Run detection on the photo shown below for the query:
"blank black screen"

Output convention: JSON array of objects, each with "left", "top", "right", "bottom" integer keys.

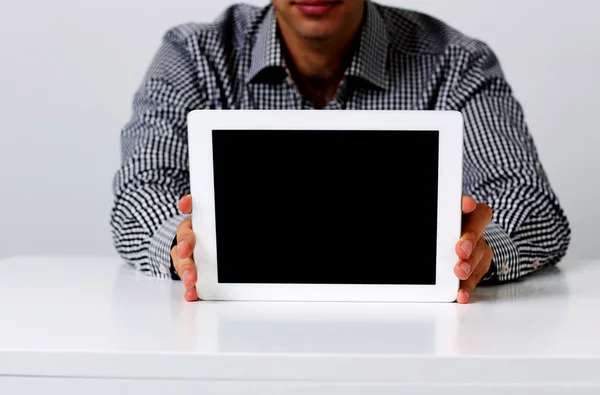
[{"left": 212, "top": 129, "right": 439, "bottom": 285}]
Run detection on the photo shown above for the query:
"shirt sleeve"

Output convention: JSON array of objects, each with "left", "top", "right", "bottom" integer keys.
[
  {"left": 446, "top": 42, "right": 571, "bottom": 284},
  {"left": 110, "top": 30, "right": 205, "bottom": 278}
]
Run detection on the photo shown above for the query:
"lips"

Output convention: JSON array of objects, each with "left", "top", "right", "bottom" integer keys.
[{"left": 293, "top": 0, "right": 341, "bottom": 17}]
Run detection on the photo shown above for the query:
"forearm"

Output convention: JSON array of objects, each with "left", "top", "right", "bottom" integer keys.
[
  {"left": 111, "top": 180, "right": 189, "bottom": 278},
  {"left": 480, "top": 209, "right": 570, "bottom": 284},
  {"left": 498, "top": 201, "right": 570, "bottom": 282},
  {"left": 111, "top": 109, "right": 191, "bottom": 278}
]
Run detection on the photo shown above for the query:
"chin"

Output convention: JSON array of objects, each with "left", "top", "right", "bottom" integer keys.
[
  {"left": 294, "top": 19, "right": 341, "bottom": 40},
  {"left": 299, "top": 28, "right": 337, "bottom": 40}
]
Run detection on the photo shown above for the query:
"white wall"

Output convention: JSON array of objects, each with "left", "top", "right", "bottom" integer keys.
[{"left": 0, "top": 0, "right": 598, "bottom": 260}]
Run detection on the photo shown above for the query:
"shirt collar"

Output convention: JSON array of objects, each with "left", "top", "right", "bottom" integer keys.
[
  {"left": 246, "top": 6, "right": 285, "bottom": 84},
  {"left": 247, "top": 2, "right": 389, "bottom": 90},
  {"left": 345, "top": 1, "right": 389, "bottom": 90}
]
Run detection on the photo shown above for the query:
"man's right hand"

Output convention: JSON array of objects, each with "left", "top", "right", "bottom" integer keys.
[{"left": 170, "top": 194, "right": 199, "bottom": 302}]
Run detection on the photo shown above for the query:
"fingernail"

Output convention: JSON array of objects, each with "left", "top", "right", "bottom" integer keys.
[
  {"left": 461, "top": 240, "right": 473, "bottom": 257},
  {"left": 177, "top": 240, "right": 185, "bottom": 252},
  {"left": 460, "top": 262, "right": 472, "bottom": 276},
  {"left": 183, "top": 270, "right": 190, "bottom": 283}
]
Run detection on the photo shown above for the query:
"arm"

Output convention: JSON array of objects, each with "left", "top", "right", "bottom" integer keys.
[
  {"left": 110, "top": 30, "right": 206, "bottom": 278},
  {"left": 447, "top": 43, "right": 571, "bottom": 283}
]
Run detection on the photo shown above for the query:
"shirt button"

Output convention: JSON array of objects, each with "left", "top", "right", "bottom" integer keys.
[
  {"left": 502, "top": 265, "right": 510, "bottom": 274},
  {"left": 135, "top": 263, "right": 141, "bottom": 271},
  {"left": 533, "top": 259, "right": 541, "bottom": 270},
  {"left": 160, "top": 266, "right": 168, "bottom": 275}
]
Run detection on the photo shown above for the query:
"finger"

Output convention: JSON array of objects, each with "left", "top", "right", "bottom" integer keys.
[
  {"left": 178, "top": 195, "right": 192, "bottom": 214},
  {"left": 176, "top": 218, "right": 196, "bottom": 260},
  {"left": 170, "top": 246, "right": 199, "bottom": 302},
  {"left": 185, "top": 286, "right": 199, "bottom": 302},
  {"left": 172, "top": 250, "right": 198, "bottom": 290},
  {"left": 462, "top": 195, "right": 477, "bottom": 215},
  {"left": 457, "top": 243, "right": 493, "bottom": 304},
  {"left": 456, "top": 203, "right": 493, "bottom": 260},
  {"left": 170, "top": 246, "right": 179, "bottom": 273},
  {"left": 177, "top": 257, "right": 197, "bottom": 289},
  {"left": 175, "top": 215, "right": 198, "bottom": 302},
  {"left": 454, "top": 236, "right": 487, "bottom": 281}
]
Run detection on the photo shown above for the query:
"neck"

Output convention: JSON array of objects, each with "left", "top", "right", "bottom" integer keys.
[
  {"left": 280, "top": 29, "right": 356, "bottom": 83},
  {"left": 276, "top": 11, "right": 364, "bottom": 107}
]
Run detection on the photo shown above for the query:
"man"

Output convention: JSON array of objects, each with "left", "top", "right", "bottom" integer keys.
[{"left": 110, "top": 0, "right": 571, "bottom": 304}]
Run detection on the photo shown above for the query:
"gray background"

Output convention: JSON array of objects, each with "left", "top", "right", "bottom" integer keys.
[{"left": 0, "top": 0, "right": 597, "bottom": 260}]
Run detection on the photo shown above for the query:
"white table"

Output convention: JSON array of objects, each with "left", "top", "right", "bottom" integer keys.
[{"left": 0, "top": 256, "right": 599, "bottom": 394}]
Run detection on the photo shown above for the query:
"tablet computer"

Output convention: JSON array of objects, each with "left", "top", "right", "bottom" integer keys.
[{"left": 187, "top": 110, "right": 463, "bottom": 302}]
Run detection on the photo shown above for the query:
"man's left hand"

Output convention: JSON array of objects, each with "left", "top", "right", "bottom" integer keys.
[{"left": 454, "top": 195, "right": 494, "bottom": 304}]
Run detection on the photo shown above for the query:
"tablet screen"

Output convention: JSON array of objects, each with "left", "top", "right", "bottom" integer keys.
[{"left": 212, "top": 129, "right": 439, "bottom": 285}]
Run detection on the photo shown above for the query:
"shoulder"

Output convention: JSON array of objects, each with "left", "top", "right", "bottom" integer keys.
[
  {"left": 375, "top": 3, "right": 494, "bottom": 60},
  {"left": 160, "top": 3, "right": 267, "bottom": 55}
]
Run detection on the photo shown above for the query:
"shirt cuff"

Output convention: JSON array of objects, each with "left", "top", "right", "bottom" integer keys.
[
  {"left": 148, "top": 213, "right": 190, "bottom": 279},
  {"left": 481, "top": 221, "right": 520, "bottom": 284}
]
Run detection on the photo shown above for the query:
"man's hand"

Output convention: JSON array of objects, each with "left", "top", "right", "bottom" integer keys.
[
  {"left": 454, "top": 195, "right": 494, "bottom": 304},
  {"left": 170, "top": 194, "right": 199, "bottom": 302}
]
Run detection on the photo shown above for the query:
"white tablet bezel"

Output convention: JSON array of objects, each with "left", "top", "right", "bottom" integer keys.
[{"left": 187, "top": 110, "right": 463, "bottom": 302}]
